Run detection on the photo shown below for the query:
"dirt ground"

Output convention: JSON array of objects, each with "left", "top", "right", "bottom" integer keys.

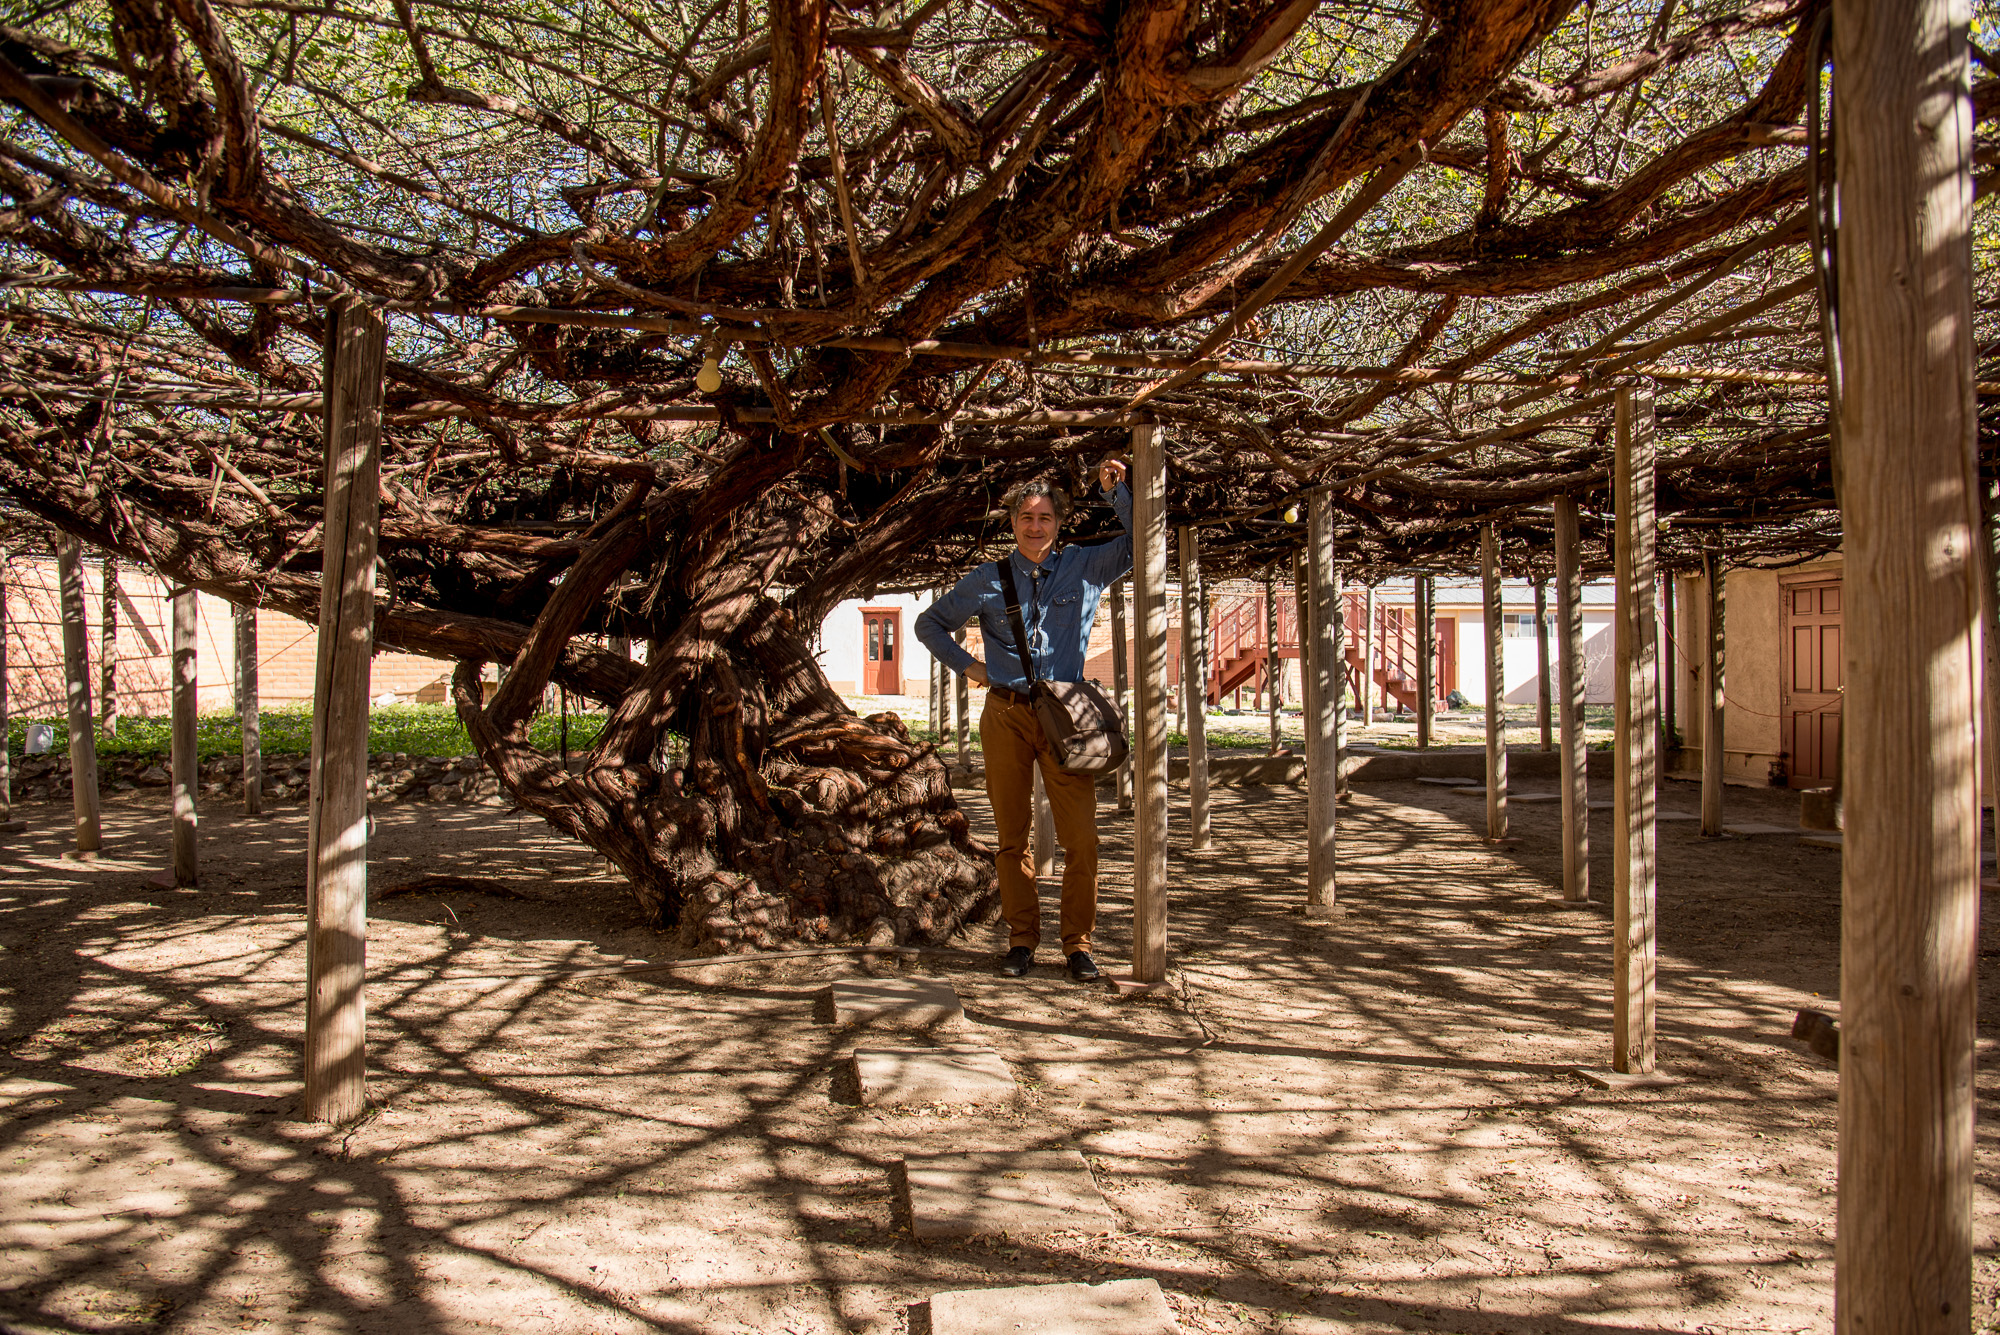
[{"left": 2, "top": 758, "right": 1997, "bottom": 1333}]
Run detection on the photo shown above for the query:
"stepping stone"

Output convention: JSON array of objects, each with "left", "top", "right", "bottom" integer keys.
[
  {"left": 825, "top": 978, "right": 963, "bottom": 1029},
  {"left": 1416, "top": 776, "right": 1475, "bottom": 786},
  {"left": 1723, "top": 823, "right": 1797, "bottom": 837},
  {"left": 852, "top": 1047, "right": 1016, "bottom": 1106},
  {"left": 1511, "top": 792, "right": 1562, "bottom": 803},
  {"left": 1573, "top": 1067, "right": 1680, "bottom": 1092},
  {"left": 1800, "top": 831, "right": 1843, "bottom": 850},
  {"left": 929, "top": 1279, "right": 1183, "bottom": 1334},
  {"left": 901, "top": 1150, "right": 1116, "bottom": 1238}
]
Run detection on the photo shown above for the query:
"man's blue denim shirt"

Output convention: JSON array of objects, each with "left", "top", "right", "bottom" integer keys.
[{"left": 914, "top": 482, "right": 1134, "bottom": 692}]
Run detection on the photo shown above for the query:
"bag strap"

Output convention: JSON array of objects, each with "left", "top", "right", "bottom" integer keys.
[{"left": 996, "top": 557, "right": 1038, "bottom": 685}]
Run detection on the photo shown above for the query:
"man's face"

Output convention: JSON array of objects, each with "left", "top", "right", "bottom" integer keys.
[{"left": 1013, "top": 496, "right": 1059, "bottom": 560}]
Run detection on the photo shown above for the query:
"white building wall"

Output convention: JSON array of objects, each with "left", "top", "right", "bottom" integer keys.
[
  {"left": 816, "top": 592, "right": 940, "bottom": 696},
  {"left": 1446, "top": 592, "right": 1618, "bottom": 707}
]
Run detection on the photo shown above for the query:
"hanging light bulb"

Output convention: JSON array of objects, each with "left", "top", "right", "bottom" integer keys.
[
  {"left": 1282, "top": 504, "right": 1300, "bottom": 524},
  {"left": 695, "top": 345, "right": 723, "bottom": 393}
]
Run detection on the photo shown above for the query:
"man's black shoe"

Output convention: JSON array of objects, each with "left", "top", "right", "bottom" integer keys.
[
  {"left": 1067, "top": 950, "right": 1101, "bottom": 982},
  {"left": 1002, "top": 946, "right": 1035, "bottom": 977}
]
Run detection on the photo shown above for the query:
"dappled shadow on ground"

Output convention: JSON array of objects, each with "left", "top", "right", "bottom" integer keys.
[{"left": 0, "top": 778, "right": 1990, "bottom": 1332}]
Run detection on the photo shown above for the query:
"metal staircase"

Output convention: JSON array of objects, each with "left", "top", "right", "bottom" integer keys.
[{"left": 1204, "top": 591, "right": 1439, "bottom": 711}]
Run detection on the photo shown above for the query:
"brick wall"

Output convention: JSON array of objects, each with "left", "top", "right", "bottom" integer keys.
[{"left": 4, "top": 556, "right": 453, "bottom": 717}]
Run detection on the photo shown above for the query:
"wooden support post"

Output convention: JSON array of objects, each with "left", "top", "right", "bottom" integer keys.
[
  {"left": 303, "top": 296, "right": 386, "bottom": 1126},
  {"left": 56, "top": 536, "right": 100, "bottom": 856},
  {"left": 1555, "top": 498, "right": 1590, "bottom": 901},
  {"left": 1265, "top": 575, "right": 1281, "bottom": 753},
  {"left": 1481, "top": 526, "right": 1509, "bottom": 840},
  {"left": 170, "top": 587, "right": 198, "bottom": 887},
  {"left": 1129, "top": 424, "right": 1169, "bottom": 983},
  {"left": 1613, "top": 384, "right": 1659, "bottom": 1075},
  {"left": 1662, "top": 575, "right": 1678, "bottom": 752},
  {"left": 100, "top": 555, "right": 118, "bottom": 737},
  {"left": 1981, "top": 495, "right": 2000, "bottom": 823},
  {"left": 1834, "top": 0, "right": 1980, "bottom": 1321},
  {"left": 1293, "top": 551, "right": 1314, "bottom": 758},
  {"left": 0, "top": 559, "right": 12, "bottom": 829},
  {"left": 1416, "top": 576, "right": 1435, "bottom": 748},
  {"left": 1032, "top": 764, "right": 1055, "bottom": 882},
  {"left": 1361, "top": 584, "right": 1376, "bottom": 726},
  {"left": 1112, "top": 579, "right": 1131, "bottom": 812},
  {"left": 1330, "top": 563, "right": 1346, "bottom": 771},
  {"left": 927, "top": 604, "right": 942, "bottom": 737},
  {"left": 1700, "top": 553, "right": 1725, "bottom": 837},
  {"left": 1180, "top": 526, "right": 1211, "bottom": 849},
  {"left": 237, "top": 605, "right": 262, "bottom": 817},
  {"left": 1305, "top": 492, "right": 1339, "bottom": 915},
  {"left": 953, "top": 628, "right": 969, "bottom": 772},
  {"left": 1535, "top": 577, "right": 1553, "bottom": 751}
]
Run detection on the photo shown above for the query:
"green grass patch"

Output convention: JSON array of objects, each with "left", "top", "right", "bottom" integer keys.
[{"left": 10, "top": 703, "right": 607, "bottom": 761}]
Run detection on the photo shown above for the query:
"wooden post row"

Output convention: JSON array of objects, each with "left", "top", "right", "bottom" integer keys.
[
  {"left": 1112, "top": 580, "right": 1131, "bottom": 812},
  {"left": 1032, "top": 765, "right": 1055, "bottom": 883},
  {"left": 170, "top": 588, "right": 198, "bottom": 887},
  {"left": 1980, "top": 497, "right": 2000, "bottom": 821},
  {"left": 1613, "top": 384, "right": 1658, "bottom": 1075},
  {"left": 1833, "top": 0, "right": 1980, "bottom": 1324},
  {"left": 1329, "top": 563, "right": 1345, "bottom": 768},
  {"left": 1662, "top": 575, "right": 1678, "bottom": 752},
  {"left": 1481, "top": 526, "right": 1508, "bottom": 840},
  {"left": 953, "top": 627, "right": 969, "bottom": 772},
  {"left": 238, "top": 605, "right": 263, "bottom": 816},
  {"left": 1264, "top": 575, "right": 1280, "bottom": 754},
  {"left": 303, "top": 296, "right": 387, "bottom": 1126},
  {"left": 1129, "top": 424, "right": 1169, "bottom": 983},
  {"left": 1304, "top": 491, "right": 1339, "bottom": 916},
  {"left": 1360, "top": 583, "right": 1376, "bottom": 726},
  {"left": 1701, "top": 554, "right": 1725, "bottom": 838},
  {"left": 56, "top": 536, "right": 101, "bottom": 855},
  {"left": 1554, "top": 497, "right": 1589, "bottom": 901},
  {"left": 1180, "top": 526, "right": 1211, "bottom": 850},
  {"left": 0, "top": 559, "right": 12, "bottom": 830},
  {"left": 1416, "top": 575, "right": 1435, "bottom": 749},
  {"left": 1534, "top": 577, "right": 1553, "bottom": 751}
]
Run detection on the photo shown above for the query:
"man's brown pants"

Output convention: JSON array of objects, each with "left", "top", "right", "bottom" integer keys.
[{"left": 981, "top": 693, "right": 1099, "bottom": 953}]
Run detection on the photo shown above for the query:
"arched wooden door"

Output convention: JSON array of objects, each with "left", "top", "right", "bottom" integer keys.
[
  {"left": 1780, "top": 576, "right": 1843, "bottom": 788},
  {"left": 861, "top": 607, "right": 904, "bottom": 695}
]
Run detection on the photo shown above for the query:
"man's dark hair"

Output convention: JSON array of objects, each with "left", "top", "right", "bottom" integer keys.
[{"left": 1002, "top": 477, "right": 1072, "bottom": 522}]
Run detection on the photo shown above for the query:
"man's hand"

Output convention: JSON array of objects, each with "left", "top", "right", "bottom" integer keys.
[
  {"left": 965, "top": 662, "right": 990, "bottom": 686},
  {"left": 1097, "top": 456, "right": 1127, "bottom": 493}
]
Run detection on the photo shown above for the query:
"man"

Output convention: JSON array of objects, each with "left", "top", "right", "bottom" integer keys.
[{"left": 916, "top": 458, "right": 1131, "bottom": 982}]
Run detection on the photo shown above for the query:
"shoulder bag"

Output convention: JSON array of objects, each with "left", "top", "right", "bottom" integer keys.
[{"left": 997, "top": 559, "right": 1130, "bottom": 777}]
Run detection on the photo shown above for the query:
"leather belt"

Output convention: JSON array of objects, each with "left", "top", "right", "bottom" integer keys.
[{"left": 989, "top": 685, "right": 1034, "bottom": 707}]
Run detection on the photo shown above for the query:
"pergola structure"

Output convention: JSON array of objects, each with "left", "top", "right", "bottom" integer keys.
[{"left": 0, "top": 0, "right": 1989, "bottom": 1322}]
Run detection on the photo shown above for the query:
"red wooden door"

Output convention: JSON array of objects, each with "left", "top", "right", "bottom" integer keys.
[
  {"left": 1781, "top": 579, "right": 1843, "bottom": 787},
  {"left": 862, "top": 608, "right": 903, "bottom": 695}
]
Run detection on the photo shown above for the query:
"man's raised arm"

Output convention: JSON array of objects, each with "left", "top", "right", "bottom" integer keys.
[{"left": 1084, "top": 455, "right": 1135, "bottom": 583}]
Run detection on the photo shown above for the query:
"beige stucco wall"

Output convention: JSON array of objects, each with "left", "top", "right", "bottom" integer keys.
[{"left": 1674, "top": 557, "right": 1843, "bottom": 785}]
